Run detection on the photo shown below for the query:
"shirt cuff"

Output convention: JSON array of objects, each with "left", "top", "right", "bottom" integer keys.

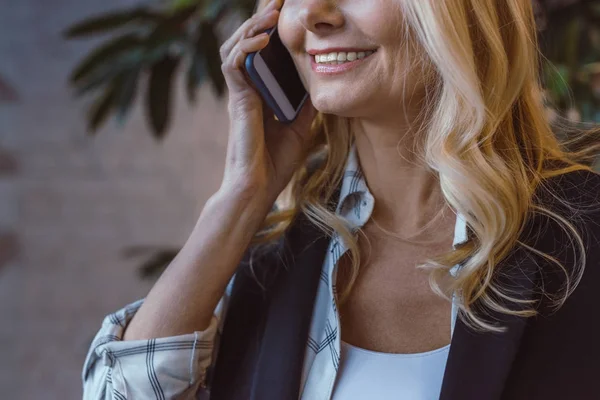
[{"left": 82, "top": 299, "right": 218, "bottom": 399}]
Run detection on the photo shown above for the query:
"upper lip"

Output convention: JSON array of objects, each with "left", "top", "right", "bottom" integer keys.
[{"left": 307, "top": 47, "right": 377, "bottom": 55}]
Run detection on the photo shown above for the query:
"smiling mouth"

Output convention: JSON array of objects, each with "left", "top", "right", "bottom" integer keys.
[{"left": 313, "top": 50, "right": 377, "bottom": 65}]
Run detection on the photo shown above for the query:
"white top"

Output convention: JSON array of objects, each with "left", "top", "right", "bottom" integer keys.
[
  {"left": 331, "top": 341, "right": 451, "bottom": 400},
  {"left": 330, "top": 298, "right": 457, "bottom": 400}
]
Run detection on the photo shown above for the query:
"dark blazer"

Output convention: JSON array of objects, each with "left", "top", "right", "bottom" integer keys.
[{"left": 207, "top": 168, "right": 600, "bottom": 400}]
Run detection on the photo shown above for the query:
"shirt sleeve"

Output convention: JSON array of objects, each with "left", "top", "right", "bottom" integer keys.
[{"left": 82, "top": 276, "right": 235, "bottom": 400}]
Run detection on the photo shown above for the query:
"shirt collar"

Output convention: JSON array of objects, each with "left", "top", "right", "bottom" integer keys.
[
  {"left": 335, "top": 145, "right": 375, "bottom": 229},
  {"left": 334, "top": 144, "right": 468, "bottom": 249}
]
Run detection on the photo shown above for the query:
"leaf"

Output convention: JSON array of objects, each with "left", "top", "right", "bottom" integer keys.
[
  {"left": 87, "top": 80, "right": 120, "bottom": 133},
  {"left": 199, "top": 22, "right": 225, "bottom": 97},
  {"left": 73, "top": 49, "right": 145, "bottom": 96},
  {"left": 70, "top": 33, "right": 144, "bottom": 84},
  {"left": 564, "top": 15, "right": 582, "bottom": 70},
  {"left": 233, "top": 0, "right": 258, "bottom": 18},
  {"left": 145, "top": 21, "right": 187, "bottom": 53},
  {"left": 63, "top": 8, "right": 162, "bottom": 38},
  {"left": 115, "top": 69, "right": 140, "bottom": 125},
  {"left": 170, "top": 3, "right": 200, "bottom": 24},
  {"left": 147, "top": 55, "right": 180, "bottom": 138},
  {"left": 543, "top": 62, "right": 571, "bottom": 104},
  {"left": 201, "top": 0, "right": 229, "bottom": 20},
  {"left": 121, "top": 245, "right": 180, "bottom": 281},
  {"left": 74, "top": 66, "right": 119, "bottom": 96},
  {"left": 170, "top": 0, "right": 201, "bottom": 11},
  {"left": 186, "top": 52, "right": 207, "bottom": 102},
  {"left": 136, "top": 249, "right": 179, "bottom": 280}
]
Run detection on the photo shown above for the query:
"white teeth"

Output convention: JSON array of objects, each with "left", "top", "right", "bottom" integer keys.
[{"left": 314, "top": 50, "right": 375, "bottom": 64}]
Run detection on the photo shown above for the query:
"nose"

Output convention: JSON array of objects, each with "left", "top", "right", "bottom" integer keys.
[{"left": 298, "top": 0, "right": 345, "bottom": 34}]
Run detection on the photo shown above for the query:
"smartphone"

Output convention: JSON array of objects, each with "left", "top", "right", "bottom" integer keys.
[{"left": 244, "top": 27, "right": 308, "bottom": 123}]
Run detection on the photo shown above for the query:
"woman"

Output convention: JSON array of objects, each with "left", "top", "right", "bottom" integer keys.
[{"left": 82, "top": 0, "right": 600, "bottom": 399}]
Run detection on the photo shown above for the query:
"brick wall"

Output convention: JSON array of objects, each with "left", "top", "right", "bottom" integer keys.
[{"left": 0, "top": 1, "right": 230, "bottom": 398}]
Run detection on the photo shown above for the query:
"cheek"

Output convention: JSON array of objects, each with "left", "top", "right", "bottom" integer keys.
[{"left": 277, "top": 9, "right": 303, "bottom": 53}]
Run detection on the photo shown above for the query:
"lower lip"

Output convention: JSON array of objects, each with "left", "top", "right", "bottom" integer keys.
[{"left": 311, "top": 53, "right": 376, "bottom": 75}]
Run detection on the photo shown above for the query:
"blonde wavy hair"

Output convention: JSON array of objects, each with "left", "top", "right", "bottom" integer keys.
[{"left": 250, "top": 0, "right": 600, "bottom": 333}]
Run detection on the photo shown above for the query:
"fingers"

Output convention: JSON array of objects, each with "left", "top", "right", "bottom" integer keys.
[
  {"left": 219, "top": 0, "right": 282, "bottom": 95},
  {"left": 221, "top": 33, "right": 270, "bottom": 90},
  {"left": 219, "top": 0, "right": 281, "bottom": 63}
]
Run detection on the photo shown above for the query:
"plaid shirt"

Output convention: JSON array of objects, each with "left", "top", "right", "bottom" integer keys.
[{"left": 82, "top": 145, "right": 468, "bottom": 399}]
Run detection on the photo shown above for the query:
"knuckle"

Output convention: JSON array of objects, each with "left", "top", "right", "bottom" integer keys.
[
  {"left": 241, "top": 17, "right": 254, "bottom": 32},
  {"left": 248, "top": 15, "right": 261, "bottom": 27},
  {"left": 221, "top": 62, "right": 232, "bottom": 74},
  {"left": 221, "top": 58, "right": 241, "bottom": 76}
]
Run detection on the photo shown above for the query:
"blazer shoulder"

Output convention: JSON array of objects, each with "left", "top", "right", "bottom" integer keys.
[
  {"left": 533, "top": 168, "right": 600, "bottom": 234},
  {"left": 536, "top": 168, "right": 600, "bottom": 208},
  {"left": 528, "top": 168, "right": 600, "bottom": 309}
]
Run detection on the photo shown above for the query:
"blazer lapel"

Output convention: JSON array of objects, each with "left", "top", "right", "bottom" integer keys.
[
  {"left": 208, "top": 213, "right": 331, "bottom": 400},
  {"left": 250, "top": 211, "right": 332, "bottom": 400},
  {"left": 252, "top": 185, "right": 342, "bottom": 400},
  {"left": 440, "top": 248, "right": 539, "bottom": 400},
  {"left": 209, "top": 183, "right": 341, "bottom": 400}
]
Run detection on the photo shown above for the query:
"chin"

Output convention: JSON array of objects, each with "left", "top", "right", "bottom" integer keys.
[{"left": 310, "top": 91, "right": 364, "bottom": 118}]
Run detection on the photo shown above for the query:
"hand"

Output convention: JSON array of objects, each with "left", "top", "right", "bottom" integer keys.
[{"left": 218, "top": 0, "right": 318, "bottom": 208}]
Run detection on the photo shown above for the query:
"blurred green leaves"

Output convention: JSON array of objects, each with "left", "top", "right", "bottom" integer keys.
[
  {"left": 538, "top": 0, "right": 600, "bottom": 122},
  {"left": 148, "top": 55, "right": 180, "bottom": 138},
  {"left": 64, "top": 0, "right": 256, "bottom": 137},
  {"left": 64, "top": 8, "right": 164, "bottom": 37}
]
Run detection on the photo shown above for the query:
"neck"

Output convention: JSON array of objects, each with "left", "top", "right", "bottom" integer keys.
[{"left": 350, "top": 112, "right": 453, "bottom": 239}]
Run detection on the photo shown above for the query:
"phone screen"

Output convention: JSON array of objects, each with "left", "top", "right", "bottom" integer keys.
[{"left": 258, "top": 29, "right": 306, "bottom": 110}]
